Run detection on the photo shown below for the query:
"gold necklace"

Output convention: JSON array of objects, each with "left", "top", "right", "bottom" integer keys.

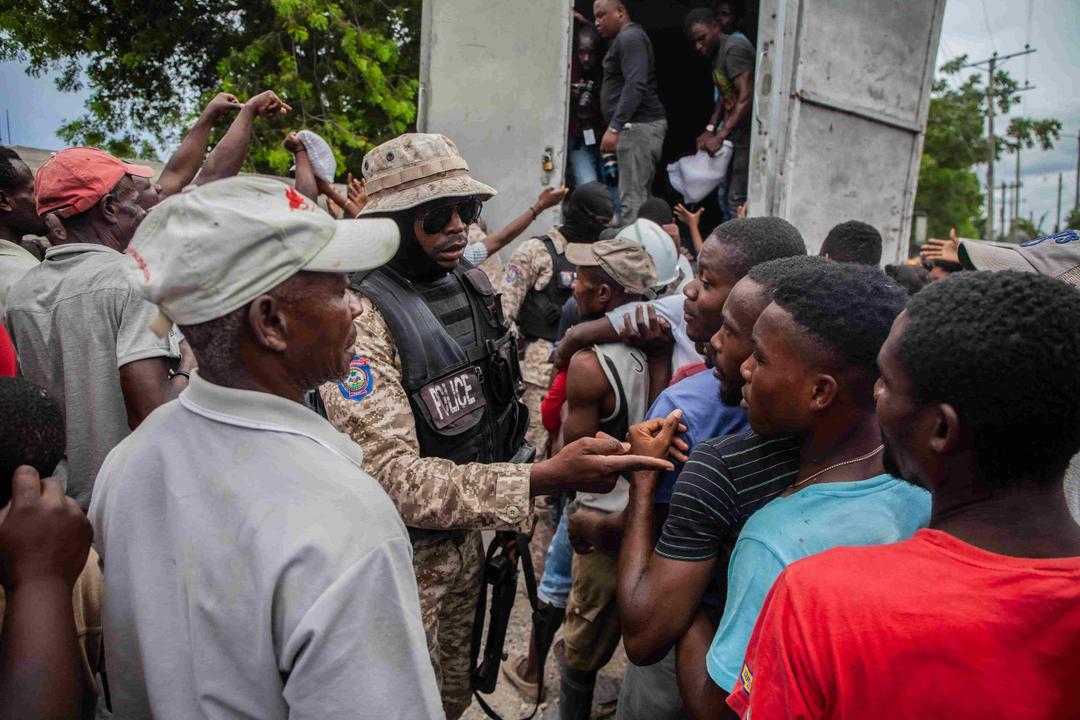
[{"left": 789, "top": 444, "right": 885, "bottom": 490}]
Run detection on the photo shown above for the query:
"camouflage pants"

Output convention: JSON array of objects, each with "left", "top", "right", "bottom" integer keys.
[
  {"left": 521, "top": 339, "right": 555, "bottom": 459},
  {"left": 413, "top": 530, "right": 485, "bottom": 720}
]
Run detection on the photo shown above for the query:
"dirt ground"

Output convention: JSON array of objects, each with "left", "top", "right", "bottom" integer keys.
[{"left": 461, "top": 517, "right": 628, "bottom": 720}]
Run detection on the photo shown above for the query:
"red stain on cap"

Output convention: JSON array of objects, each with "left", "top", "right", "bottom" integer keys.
[
  {"left": 284, "top": 186, "right": 312, "bottom": 212},
  {"left": 127, "top": 248, "right": 151, "bottom": 283}
]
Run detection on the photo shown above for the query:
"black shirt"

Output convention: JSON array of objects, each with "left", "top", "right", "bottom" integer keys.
[{"left": 600, "top": 23, "right": 666, "bottom": 132}]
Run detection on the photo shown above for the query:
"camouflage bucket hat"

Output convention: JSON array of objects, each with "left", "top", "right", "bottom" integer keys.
[{"left": 358, "top": 133, "right": 497, "bottom": 215}]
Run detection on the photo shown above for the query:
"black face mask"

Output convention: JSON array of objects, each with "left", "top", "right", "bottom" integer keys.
[
  {"left": 560, "top": 181, "right": 613, "bottom": 244},
  {"left": 386, "top": 213, "right": 450, "bottom": 283}
]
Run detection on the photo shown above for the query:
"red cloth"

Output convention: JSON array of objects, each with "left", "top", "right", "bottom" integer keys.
[
  {"left": 541, "top": 369, "right": 568, "bottom": 433},
  {"left": 728, "top": 529, "right": 1080, "bottom": 719},
  {"left": 669, "top": 361, "right": 707, "bottom": 386},
  {"left": 0, "top": 323, "right": 16, "bottom": 377}
]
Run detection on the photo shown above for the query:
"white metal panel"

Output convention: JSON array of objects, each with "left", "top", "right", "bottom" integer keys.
[
  {"left": 418, "top": 0, "right": 572, "bottom": 255},
  {"left": 749, "top": 0, "right": 945, "bottom": 261}
]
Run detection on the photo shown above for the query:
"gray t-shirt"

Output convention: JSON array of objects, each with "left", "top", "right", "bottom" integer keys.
[
  {"left": 5, "top": 243, "right": 175, "bottom": 508},
  {"left": 712, "top": 33, "right": 756, "bottom": 146},
  {"left": 89, "top": 373, "right": 443, "bottom": 720}
]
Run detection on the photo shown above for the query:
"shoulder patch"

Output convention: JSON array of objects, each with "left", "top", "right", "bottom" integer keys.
[
  {"left": 338, "top": 355, "right": 374, "bottom": 401},
  {"left": 504, "top": 264, "right": 522, "bottom": 285}
]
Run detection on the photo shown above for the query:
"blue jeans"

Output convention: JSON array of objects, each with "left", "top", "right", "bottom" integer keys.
[
  {"left": 568, "top": 143, "right": 621, "bottom": 219},
  {"left": 538, "top": 511, "right": 573, "bottom": 608}
]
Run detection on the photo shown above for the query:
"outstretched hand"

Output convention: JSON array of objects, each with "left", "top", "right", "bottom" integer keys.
[
  {"left": 921, "top": 227, "right": 960, "bottom": 264},
  {"left": 0, "top": 467, "right": 91, "bottom": 592},
  {"left": 536, "top": 433, "right": 674, "bottom": 496},
  {"left": 674, "top": 203, "right": 703, "bottom": 229},
  {"left": 347, "top": 173, "right": 367, "bottom": 209},
  {"left": 535, "top": 186, "right": 569, "bottom": 212},
  {"left": 628, "top": 410, "right": 689, "bottom": 464}
]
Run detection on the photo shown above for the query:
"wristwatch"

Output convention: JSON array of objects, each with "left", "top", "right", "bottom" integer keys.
[{"left": 705, "top": 123, "right": 717, "bottom": 133}]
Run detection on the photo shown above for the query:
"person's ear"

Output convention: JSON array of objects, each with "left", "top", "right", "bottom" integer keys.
[
  {"left": 597, "top": 282, "right": 613, "bottom": 304},
  {"left": 0, "top": 189, "right": 12, "bottom": 213},
  {"left": 809, "top": 373, "right": 838, "bottom": 412},
  {"left": 247, "top": 294, "right": 290, "bottom": 352},
  {"left": 98, "top": 191, "right": 120, "bottom": 225},
  {"left": 928, "top": 403, "right": 961, "bottom": 455}
]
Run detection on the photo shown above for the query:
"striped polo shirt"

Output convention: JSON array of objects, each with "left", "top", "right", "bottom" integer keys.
[{"left": 656, "top": 430, "right": 800, "bottom": 561}]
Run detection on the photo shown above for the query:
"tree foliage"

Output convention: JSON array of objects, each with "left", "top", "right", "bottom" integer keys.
[
  {"left": 916, "top": 55, "right": 1061, "bottom": 241},
  {"left": 0, "top": 0, "right": 420, "bottom": 177}
]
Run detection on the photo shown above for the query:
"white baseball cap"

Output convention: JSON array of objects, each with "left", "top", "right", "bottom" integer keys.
[
  {"left": 958, "top": 230, "right": 1080, "bottom": 288},
  {"left": 124, "top": 175, "right": 399, "bottom": 331}
]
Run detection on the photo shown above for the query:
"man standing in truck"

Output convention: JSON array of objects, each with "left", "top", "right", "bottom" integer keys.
[
  {"left": 685, "top": 7, "right": 756, "bottom": 220},
  {"left": 594, "top": 0, "right": 667, "bottom": 226}
]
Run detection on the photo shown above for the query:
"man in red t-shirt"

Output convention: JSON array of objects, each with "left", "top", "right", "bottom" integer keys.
[{"left": 729, "top": 271, "right": 1080, "bottom": 719}]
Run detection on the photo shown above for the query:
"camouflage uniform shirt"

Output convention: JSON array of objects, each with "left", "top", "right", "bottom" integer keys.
[{"left": 321, "top": 293, "right": 534, "bottom": 531}]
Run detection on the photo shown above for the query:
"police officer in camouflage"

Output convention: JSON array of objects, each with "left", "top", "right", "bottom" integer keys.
[
  {"left": 499, "top": 181, "right": 614, "bottom": 457},
  {"left": 320, "top": 133, "right": 672, "bottom": 720}
]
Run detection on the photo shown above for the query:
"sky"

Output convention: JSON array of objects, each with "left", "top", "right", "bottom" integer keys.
[{"left": 1, "top": 0, "right": 1078, "bottom": 232}]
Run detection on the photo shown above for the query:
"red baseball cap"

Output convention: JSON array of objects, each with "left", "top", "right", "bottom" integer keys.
[{"left": 35, "top": 147, "right": 157, "bottom": 218}]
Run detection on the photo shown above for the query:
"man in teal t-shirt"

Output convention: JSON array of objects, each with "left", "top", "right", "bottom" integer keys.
[{"left": 676, "top": 261, "right": 926, "bottom": 719}]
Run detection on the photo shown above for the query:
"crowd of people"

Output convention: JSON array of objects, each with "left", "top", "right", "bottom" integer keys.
[{"left": 1, "top": 2, "right": 1079, "bottom": 720}]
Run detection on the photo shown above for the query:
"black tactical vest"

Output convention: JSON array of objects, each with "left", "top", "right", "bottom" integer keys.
[
  {"left": 354, "top": 263, "right": 531, "bottom": 467},
  {"left": 517, "top": 235, "right": 577, "bottom": 342}
]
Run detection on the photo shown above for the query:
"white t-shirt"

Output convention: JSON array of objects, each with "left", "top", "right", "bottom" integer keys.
[
  {"left": 605, "top": 293, "right": 704, "bottom": 371},
  {"left": 89, "top": 373, "right": 443, "bottom": 720}
]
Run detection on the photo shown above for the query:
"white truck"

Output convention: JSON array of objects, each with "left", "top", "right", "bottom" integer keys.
[{"left": 416, "top": 0, "right": 945, "bottom": 263}]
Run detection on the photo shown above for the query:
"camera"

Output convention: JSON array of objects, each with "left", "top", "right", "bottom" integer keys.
[
  {"left": 601, "top": 153, "right": 619, "bottom": 186},
  {"left": 572, "top": 80, "right": 596, "bottom": 119}
]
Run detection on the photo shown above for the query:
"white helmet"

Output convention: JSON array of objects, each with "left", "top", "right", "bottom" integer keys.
[{"left": 617, "top": 219, "right": 679, "bottom": 290}]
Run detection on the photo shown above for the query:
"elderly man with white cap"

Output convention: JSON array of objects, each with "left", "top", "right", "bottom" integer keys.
[
  {"left": 318, "top": 133, "right": 672, "bottom": 718},
  {"left": 88, "top": 176, "right": 444, "bottom": 719}
]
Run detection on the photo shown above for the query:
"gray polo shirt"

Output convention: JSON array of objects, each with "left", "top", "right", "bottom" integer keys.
[
  {"left": 89, "top": 373, "right": 443, "bottom": 720},
  {"left": 5, "top": 243, "right": 175, "bottom": 508}
]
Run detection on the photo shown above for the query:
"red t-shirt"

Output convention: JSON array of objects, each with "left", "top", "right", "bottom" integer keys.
[
  {"left": 0, "top": 323, "right": 16, "bottom": 377},
  {"left": 728, "top": 529, "right": 1080, "bottom": 719},
  {"left": 669, "top": 361, "right": 707, "bottom": 386},
  {"left": 541, "top": 368, "right": 568, "bottom": 433}
]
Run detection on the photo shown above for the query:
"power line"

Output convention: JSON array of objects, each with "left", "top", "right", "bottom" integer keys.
[{"left": 980, "top": 0, "right": 998, "bottom": 53}]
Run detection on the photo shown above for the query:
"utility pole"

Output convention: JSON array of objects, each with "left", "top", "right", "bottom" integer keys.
[
  {"left": 962, "top": 46, "right": 1037, "bottom": 242},
  {"left": 1075, "top": 128, "right": 1079, "bottom": 213},
  {"left": 1056, "top": 173, "right": 1063, "bottom": 232},
  {"left": 1000, "top": 181, "right": 1006, "bottom": 235},
  {"left": 1014, "top": 145, "right": 1022, "bottom": 221}
]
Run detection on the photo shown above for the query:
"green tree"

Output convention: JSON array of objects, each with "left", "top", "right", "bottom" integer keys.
[
  {"left": 0, "top": 0, "right": 420, "bottom": 176},
  {"left": 915, "top": 56, "right": 1061, "bottom": 242}
]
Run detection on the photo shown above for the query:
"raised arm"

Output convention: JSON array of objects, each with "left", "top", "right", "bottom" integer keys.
[
  {"left": 157, "top": 93, "right": 242, "bottom": 196},
  {"left": 480, "top": 186, "right": 568, "bottom": 257},
  {"left": 195, "top": 90, "right": 292, "bottom": 186},
  {"left": 553, "top": 315, "right": 621, "bottom": 369},
  {"left": 284, "top": 133, "right": 318, "bottom": 202}
]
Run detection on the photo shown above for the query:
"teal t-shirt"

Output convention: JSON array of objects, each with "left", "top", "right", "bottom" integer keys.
[{"left": 706, "top": 473, "right": 931, "bottom": 691}]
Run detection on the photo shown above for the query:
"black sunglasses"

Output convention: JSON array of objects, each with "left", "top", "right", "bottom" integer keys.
[{"left": 419, "top": 198, "right": 483, "bottom": 235}]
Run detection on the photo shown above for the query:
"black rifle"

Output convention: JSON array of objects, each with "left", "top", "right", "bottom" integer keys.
[{"left": 470, "top": 532, "right": 546, "bottom": 720}]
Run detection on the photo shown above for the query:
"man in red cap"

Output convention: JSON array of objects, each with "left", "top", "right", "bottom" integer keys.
[{"left": 4, "top": 147, "right": 195, "bottom": 510}]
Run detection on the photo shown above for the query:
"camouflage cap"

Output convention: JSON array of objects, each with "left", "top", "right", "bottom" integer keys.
[
  {"left": 565, "top": 236, "right": 659, "bottom": 297},
  {"left": 358, "top": 133, "right": 497, "bottom": 215}
]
